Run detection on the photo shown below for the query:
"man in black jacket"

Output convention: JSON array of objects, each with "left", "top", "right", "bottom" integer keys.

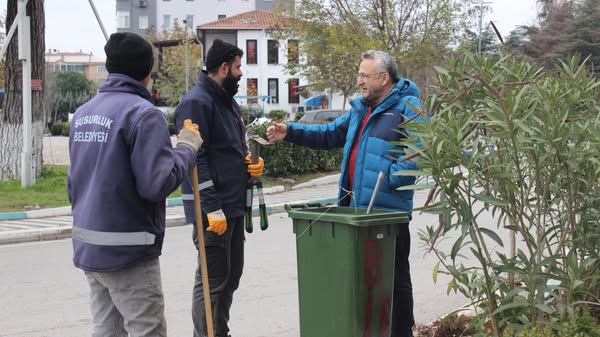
[{"left": 175, "top": 39, "right": 264, "bottom": 337}]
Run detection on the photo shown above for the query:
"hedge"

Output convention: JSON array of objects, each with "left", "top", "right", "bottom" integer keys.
[{"left": 247, "top": 123, "right": 343, "bottom": 177}]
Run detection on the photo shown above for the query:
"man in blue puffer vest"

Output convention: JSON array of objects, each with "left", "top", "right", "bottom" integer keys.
[
  {"left": 68, "top": 32, "right": 203, "bottom": 337},
  {"left": 267, "top": 50, "right": 423, "bottom": 337}
]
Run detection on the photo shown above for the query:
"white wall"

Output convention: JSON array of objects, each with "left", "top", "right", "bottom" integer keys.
[
  {"left": 234, "top": 30, "right": 304, "bottom": 117},
  {"left": 156, "top": 0, "right": 255, "bottom": 29},
  {"left": 203, "top": 28, "right": 350, "bottom": 118}
]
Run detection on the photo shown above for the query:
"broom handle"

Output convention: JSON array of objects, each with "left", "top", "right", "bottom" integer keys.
[{"left": 191, "top": 165, "right": 215, "bottom": 337}]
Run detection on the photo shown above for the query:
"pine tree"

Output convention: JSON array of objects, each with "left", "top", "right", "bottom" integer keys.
[{"left": 560, "top": 0, "right": 600, "bottom": 73}]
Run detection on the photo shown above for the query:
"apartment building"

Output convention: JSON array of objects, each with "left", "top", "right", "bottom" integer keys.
[
  {"left": 115, "top": 0, "right": 157, "bottom": 37},
  {"left": 116, "top": 0, "right": 283, "bottom": 37},
  {"left": 114, "top": 0, "right": 345, "bottom": 113},
  {"left": 196, "top": 9, "right": 350, "bottom": 115},
  {"left": 45, "top": 51, "right": 108, "bottom": 88}
]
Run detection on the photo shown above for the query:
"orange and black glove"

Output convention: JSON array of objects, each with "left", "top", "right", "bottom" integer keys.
[
  {"left": 245, "top": 153, "right": 264, "bottom": 177},
  {"left": 207, "top": 209, "right": 227, "bottom": 235}
]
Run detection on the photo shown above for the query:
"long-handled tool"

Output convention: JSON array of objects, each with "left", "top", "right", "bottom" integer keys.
[
  {"left": 191, "top": 166, "right": 215, "bottom": 337},
  {"left": 245, "top": 135, "right": 269, "bottom": 233}
]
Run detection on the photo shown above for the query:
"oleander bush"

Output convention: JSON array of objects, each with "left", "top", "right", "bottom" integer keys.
[{"left": 397, "top": 52, "right": 600, "bottom": 336}]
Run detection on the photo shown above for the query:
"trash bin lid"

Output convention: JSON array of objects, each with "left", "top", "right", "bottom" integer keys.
[{"left": 285, "top": 205, "right": 409, "bottom": 227}]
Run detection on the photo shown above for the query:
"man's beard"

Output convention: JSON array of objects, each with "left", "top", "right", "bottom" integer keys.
[{"left": 223, "top": 71, "right": 241, "bottom": 97}]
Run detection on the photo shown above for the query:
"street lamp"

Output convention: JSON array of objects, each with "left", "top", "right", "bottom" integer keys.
[
  {"left": 183, "top": 19, "right": 189, "bottom": 91},
  {"left": 475, "top": 0, "right": 492, "bottom": 54},
  {"left": 195, "top": 27, "right": 205, "bottom": 68}
]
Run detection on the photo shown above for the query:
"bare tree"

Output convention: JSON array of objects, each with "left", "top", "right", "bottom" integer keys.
[
  {"left": 0, "top": 0, "right": 45, "bottom": 181},
  {"left": 0, "top": 13, "right": 6, "bottom": 88}
]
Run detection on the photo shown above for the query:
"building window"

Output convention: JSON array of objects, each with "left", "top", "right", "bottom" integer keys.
[
  {"left": 139, "top": 15, "right": 149, "bottom": 29},
  {"left": 218, "top": 14, "right": 226, "bottom": 20},
  {"left": 97, "top": 65, "right": 107, "bottom": 72},
  {"left": 185, "top": 15, "right": 194, "bottom": 28},
  {"left": 246, "top": 40, "right": 257, "bottom": 64},
  {"left": 58, "top": 64, "right": 85, "bottom": 72},
  {"left": 117, "top": 11, "right": 130, "bottom": 29},
  {"left": 247, "top": 78, "right": 258, "bottom": 104},
  {"left": 163, "top": 15, "right": 171, "bottom": 28},
  {"left": 268, "top": 78, "right": 278, "bottom": 104},
  {"left": 267, "top": 40, "right": 278, "bottom": 64},
  {"left": 288, "top": 39, "right": 298, "bottom": 63},
  {"left": 288, "top": 78, "right": 299, "bottom": 104}
]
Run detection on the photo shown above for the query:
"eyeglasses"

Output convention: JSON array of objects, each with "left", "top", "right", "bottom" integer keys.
[{"left": 357, "top": 72, "right": 385, "bottom": 81}]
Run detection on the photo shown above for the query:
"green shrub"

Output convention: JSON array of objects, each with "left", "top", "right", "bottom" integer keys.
[
  {"left": 49, "top": 122, "right": 63, "bottom": 136},
  {"left": 502, "top": 314, "right": 600, "bottom": 337},
  {"left": 240, "top": 105, "right": 263, "bottom": 124},
  {"left": 268, "top": 109, "right": 288, "bottom": 121},
  {"left": 163, "top": 112, "right": 177, "bottom": 135},
  {"left": 406, "top": 53, "right": 600, "bottom": 336},
  {"left": 61, "top": 122, "right": 70, "bottom": 136},
  {"left": 168, "top": 122, "right": 176, "bottom": 135},
  {"left": 294, "top": 111, "right": 304, "bottom": 121},
  {"left": 247, "top": 123, "right": 342, "bottom": 177}
]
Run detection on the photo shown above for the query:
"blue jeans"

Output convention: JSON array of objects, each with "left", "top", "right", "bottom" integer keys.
[{"left": 391, "top": 224, "right": 414, "bottom": 337}]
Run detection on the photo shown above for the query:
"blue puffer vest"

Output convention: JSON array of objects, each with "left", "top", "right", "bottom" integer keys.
[{"left": 285, "top": 78, "right": 423, "bottom": 216}]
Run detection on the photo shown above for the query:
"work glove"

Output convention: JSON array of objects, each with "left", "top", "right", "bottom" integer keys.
[
  {"left": 245, "top": 153, "right": 264, "bottom": 177},
  {"left": 177, "top": 119, "right": 203, "bottom": 153},
  {"left": 207, "top": 209, "right": 227, "bottom": 235}
]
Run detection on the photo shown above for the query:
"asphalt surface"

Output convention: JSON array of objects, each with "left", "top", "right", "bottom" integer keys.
[
  {"left": 0, "top": 135, "right": 473, "bottom": 336},
  {"left": 0, "top": 191, "right": 469, "bottom": 337}
]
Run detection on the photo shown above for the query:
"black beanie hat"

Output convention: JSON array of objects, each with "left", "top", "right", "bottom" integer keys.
[
  {"left": 104, "top": 32, "right": 154, "bottom": 81},
  {"left": 205, "top": 39, "right": 243, "bottom": 71}
]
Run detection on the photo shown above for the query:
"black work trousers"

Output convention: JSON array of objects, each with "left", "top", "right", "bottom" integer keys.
[
  {"left": 192, "top": 215, "right": 244, "bottom": 337},
  {"left": 391, "top": 223, "right": 414, "bottom": 337}
]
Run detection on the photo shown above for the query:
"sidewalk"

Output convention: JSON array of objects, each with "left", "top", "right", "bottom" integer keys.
[{"left": 0, "top": 174, "right": 340, "bottom": 245}]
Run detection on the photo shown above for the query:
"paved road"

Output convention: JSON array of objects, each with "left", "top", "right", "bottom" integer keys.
[
  {"left": 10, "top": 135, "right": 482, "bottom": 335},
  {"left": 0, "top": 205, "right": 468, "bottom": 337}
]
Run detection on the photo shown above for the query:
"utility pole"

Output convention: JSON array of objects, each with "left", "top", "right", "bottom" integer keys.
[
  {"left": 18, "top": 0, "right": 33, "bottom": 187},
  {"left": 88, "top": 0, "right": 109, "bottom": 41},
  {"left": 477, "top": 0, "right": 492, "bottom": 54},
  {"left": 183, "top": 19, "right": 189, "bottom": 91}
]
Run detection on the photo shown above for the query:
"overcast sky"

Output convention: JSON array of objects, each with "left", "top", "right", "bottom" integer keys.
[{"left": 2, "top": 0, "right": 539, "bottom": 58}]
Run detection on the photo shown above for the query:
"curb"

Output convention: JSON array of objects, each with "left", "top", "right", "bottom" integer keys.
[
  {"left": 0, "top": 206, "right": 72, "bottom": 221},
  {"left": 0, "top": 186, "right": 288, "bottom": 221},
  {"left": 0, "top": 226, "right": 73, "bottom": 245},
  {"left": 292, "top": 174, "right": 340, "bottom": 189},
  {"left": 0, "top": 196, "right": 338, "bottom": 245}
]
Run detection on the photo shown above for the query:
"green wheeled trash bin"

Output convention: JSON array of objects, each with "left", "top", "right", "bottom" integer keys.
[{"left": 285, "top": 203, "right": 409, "bottom": 337}]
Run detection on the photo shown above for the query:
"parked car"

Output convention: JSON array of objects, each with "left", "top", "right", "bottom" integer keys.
[
  {"left": 247, "top": 116, "right": 271, "bottom": 127},
  {"left": 299, "top": 109, "right": 343, "bottom": 123}
]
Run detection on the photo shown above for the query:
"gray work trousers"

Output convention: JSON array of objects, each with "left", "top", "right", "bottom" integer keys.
[
  {"left": 84, "top": 257, "right": 167, "bottom": 337},
  {"left": 192, "top": 215, "right": 244, "bottom": 337}
]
